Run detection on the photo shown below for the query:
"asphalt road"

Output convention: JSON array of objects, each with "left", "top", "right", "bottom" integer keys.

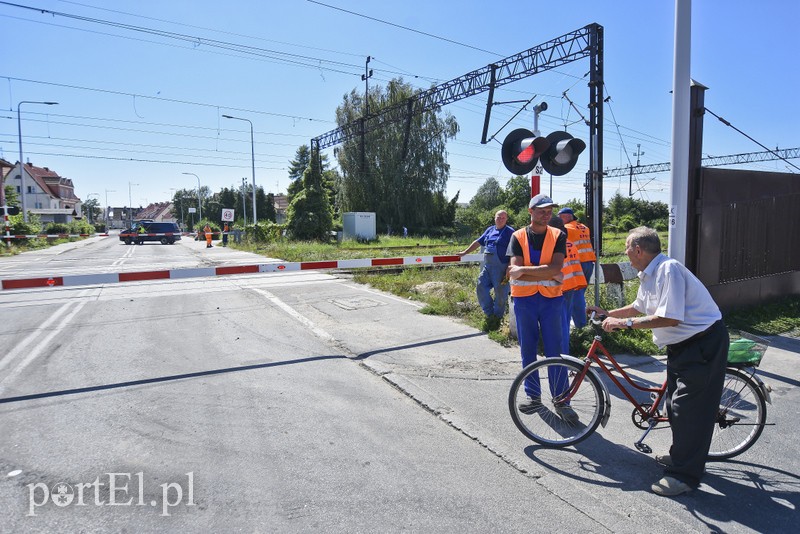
[
  {"left": 0, "top": 236, "right": 600, "bottom": 533},
  {"left": 0, "top": 235, "right": 797, "bottom": 533}
]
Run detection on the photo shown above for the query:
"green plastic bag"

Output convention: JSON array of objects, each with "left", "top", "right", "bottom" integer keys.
[{"left": 728, "top": 339, "right": 760, "bottom": 364}]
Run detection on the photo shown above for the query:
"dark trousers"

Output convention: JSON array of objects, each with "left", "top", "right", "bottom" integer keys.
[{"left": 664, "top": 320, "right": 729, "bottom": 487}]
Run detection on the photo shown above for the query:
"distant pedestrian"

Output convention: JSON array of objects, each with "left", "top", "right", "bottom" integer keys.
[
  {"left": 222, "top": 222, "right": 229, "bottom": 247},
  {"left": 204, "top": 223, "right": 213, "bottom": 248},
  {"left": 137, "top": 225, "right": 145, "bottom": 245},
  {"left": 458, "top": 210, "right": 514, "bottom": 330},
  {"left": 403, "top": 226, "right": 408, "bottom": 238}
]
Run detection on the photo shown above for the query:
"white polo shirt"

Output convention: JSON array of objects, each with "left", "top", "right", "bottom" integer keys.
[{"left": 632, "top": 253, "right": 722, "bottom": 348}]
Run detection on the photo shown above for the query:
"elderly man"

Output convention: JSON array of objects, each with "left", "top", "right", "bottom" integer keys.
[
  {"left": 458, "top": 210, "right": 515, "bottom": 329},
  {"left": 588, "top": 226, "right": 728, "bottom": 497}
]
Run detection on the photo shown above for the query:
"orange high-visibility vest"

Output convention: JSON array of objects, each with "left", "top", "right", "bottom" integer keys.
[
  {"left": 510, "top": 226, "right": 563, "bottom": 298},
  {"left": 562, "top": 240, "right": 587, "bottom": 291},
  {"left": 565, "top": 220, "right": 596, "bottom": 262}
]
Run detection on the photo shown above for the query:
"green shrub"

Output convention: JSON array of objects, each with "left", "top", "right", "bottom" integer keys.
[{"left": 45, "top": 222, "right": 70, "bottom": 234}]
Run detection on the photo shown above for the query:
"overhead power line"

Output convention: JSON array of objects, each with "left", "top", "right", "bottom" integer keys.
[{"left": 307, "top": 0, "right": 502, "bottom": 57}]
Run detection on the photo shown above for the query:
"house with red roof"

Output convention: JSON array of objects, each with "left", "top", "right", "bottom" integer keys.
[{"left": 8, "top": 161, "right": 82, "bottom": 223}]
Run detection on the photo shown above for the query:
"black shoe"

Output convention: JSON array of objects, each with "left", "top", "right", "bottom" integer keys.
[
  {"left": 655, "top": 454, "right": 672, "bottom": 467},
  {"left": 518, "top": 397, "right": 543, "bottom": 414}
]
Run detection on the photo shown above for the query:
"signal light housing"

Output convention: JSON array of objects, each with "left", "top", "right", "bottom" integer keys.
[
  {"left": 539, "top": 131, "right": 586, "bottom": 176},
  {"left": 501, "top": 128, "right": 550, "bottom": 175}
]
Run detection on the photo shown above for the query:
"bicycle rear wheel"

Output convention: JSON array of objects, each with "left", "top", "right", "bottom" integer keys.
[
  {"left": 508, "top": 358, "right": 604, "bottom": 447},
  {"left": 708, "top": 367, "right": 767, "bottom": 460}
]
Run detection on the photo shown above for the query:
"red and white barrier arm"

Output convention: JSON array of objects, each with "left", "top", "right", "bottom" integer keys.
[
  {"left": 0, "top": 254, "right": 485, "bottom": 290},
  {"left": 2, "top": 233, "right": 100, "bottom": 239}
]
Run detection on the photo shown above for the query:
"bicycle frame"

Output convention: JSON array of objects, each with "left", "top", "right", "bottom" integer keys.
[
  {"left": 582, "top": 335, "right": 669, "bottom": 424},
  {"left": 560, "top": 334, "right": 670, "bottom": 452}
]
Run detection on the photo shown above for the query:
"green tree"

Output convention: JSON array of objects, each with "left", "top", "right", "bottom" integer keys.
[
  {"left": 470, "top": 177, "right": 504, "bottom": 212},
  {"left": 286, "top": 148, "right": 332, "bottom": 240},
  {"left": 82, "top": 197, "right": 101, "bottom": 224},
  {"left": 256, "top": 188, "right": 276, "bottom": 223},
  {"left": 288, "top": 145, "right": 338, "bottom": 216},
  {"left": 287, "top": 145, "right": 311, "bottom": 203},
  {"left": 171, "top": 188, "right": 199, "bottom": 230},
  {"left": 503, "top": 176, "right": 531, "bottom": 213},
  {"left": 335, "top": 78, "right": 459, "bottom": 231}
]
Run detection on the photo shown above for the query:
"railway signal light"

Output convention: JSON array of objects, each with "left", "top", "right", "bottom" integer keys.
[
  {"left": 5, "top": 206, "right": 20, "bottom": 216},
  {"left": 539, "top": 131, "right": 586, "bottom": 176},
  {"left": 501, "top": 128, "right": 550, "bottom": 175}
]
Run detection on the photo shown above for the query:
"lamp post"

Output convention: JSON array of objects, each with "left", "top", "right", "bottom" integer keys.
[
  {"left": 222, "top": 114, "right": 257, "bottom": 224},
  {"left": 128, "top": 182, "right": 138, "bottom": 227},
  {"left": 182, "top": 172, "right": 202, "bottom": 221},
  {"left": 17, "top": 100, "right": 58, "bottom": 222}
]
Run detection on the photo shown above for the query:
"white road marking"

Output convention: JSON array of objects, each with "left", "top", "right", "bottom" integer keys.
[
  {"left": 250, "top": 287, "right": 337, "bottom": 344},
  {"left": 0, "top": 298, "right": 89, "bottom": 392}
]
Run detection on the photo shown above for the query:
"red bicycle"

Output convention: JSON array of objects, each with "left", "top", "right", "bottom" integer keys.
[{"left": 508, "top": 314, "right": 772, "bottom": 459}]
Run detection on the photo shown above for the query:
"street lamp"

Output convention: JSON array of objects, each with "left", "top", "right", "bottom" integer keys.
[
  {"left": 17, "top": 100, "right": 58, "bottom": 222},
  {"left": 182, "top": 172, "right": 202, "bottom": 221},
  {"left": 222, "top": 114, "right": 257, "bottom": 224},
  {"left": 128, "top": 182, "right": 138, "bottom": 227}
]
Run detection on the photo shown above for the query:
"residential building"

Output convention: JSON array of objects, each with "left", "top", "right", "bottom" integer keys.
[
  {"left": 274, "top": 193, "right": 289, "bottom": 223},
  {"left": 8, "top": 161, "right": 81, "bottom": 223}
]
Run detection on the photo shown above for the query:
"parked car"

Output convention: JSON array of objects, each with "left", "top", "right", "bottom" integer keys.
[{"left": 119, "top": 222, "right": 182, "bottom": 245}]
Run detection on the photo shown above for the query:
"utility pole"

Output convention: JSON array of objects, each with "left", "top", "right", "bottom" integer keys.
[
  {"left": 360, "top": 56, "right": 373, "bottom": 185},
  {"left": 630, "top": 144, "right": 644, "bottom": 196},
  {"left": 362, "top": 56, "right": 373, "bottom": 117}
]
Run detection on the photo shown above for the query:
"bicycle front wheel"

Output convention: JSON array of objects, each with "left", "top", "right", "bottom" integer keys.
[
  {"left": 508, "top": 358, "right": 604, "bottom": 447},
  {"left": 708, "top": 367, "right": 767, "bottom": 460}
]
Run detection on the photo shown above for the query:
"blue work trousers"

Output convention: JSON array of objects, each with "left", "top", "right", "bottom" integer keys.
[
  {"left": 477, "top": 253, "right": 510, "bottom": 317},
  {"left": 571, "top": 261, "right": 594, "bottom": 327},
  {"left": 513, "top": 293, "right": 567, "bottom": 399}
]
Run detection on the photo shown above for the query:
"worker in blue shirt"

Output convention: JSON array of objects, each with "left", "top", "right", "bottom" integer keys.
[{"left": 458, "top": 210, "right": 515, "bottom": 329}]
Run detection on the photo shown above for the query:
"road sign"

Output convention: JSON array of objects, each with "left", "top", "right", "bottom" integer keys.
[{"left": 221, "top": 209, "right": 234, "bottom": 222}]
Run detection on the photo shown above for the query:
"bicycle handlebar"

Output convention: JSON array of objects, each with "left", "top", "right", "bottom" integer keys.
[{"left": 588, "top": 311, "right": 607, "bottom": 325}]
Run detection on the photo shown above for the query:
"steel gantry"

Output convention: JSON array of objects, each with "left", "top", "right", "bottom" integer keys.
[{"left": 311, "top": 22, "right": 605, "bottom": 249}]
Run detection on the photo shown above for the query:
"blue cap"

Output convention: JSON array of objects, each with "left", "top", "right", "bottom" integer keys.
[{"left": 558, "top": 207, "right": 574, "bottom": 216}]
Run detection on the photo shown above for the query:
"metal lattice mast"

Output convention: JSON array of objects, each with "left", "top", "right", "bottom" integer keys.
[
  {"left": 604, "top": 147, "right": 800, "bottom": 178},
  {"left": 312, "top": 24, "right": 600, "bottom": 150}
]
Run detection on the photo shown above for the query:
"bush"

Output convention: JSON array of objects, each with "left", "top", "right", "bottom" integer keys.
[
  {"left": 248, "top": 222, "right": 284, "bottom": 242},
  {"left": 45, "top": 222, "right": 70, "bottom": 234},
  {"left": 10, "top": 213, "right": 42, "bottom": 236}
]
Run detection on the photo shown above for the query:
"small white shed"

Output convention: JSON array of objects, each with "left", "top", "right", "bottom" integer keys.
[{"left": 342, "top": 212, "right": 376, "bottom": 240}]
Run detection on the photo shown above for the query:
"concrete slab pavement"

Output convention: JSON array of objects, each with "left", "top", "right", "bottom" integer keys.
[{"left": 271, "top": 276, "right": 800, "bottom": 533}]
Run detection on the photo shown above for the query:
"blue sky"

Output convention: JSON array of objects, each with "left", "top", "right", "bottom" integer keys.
[{"left": 2, "top": 0, "right": 798, "bottom": 212}]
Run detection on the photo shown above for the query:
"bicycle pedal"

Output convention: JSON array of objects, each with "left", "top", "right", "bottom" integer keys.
[{"left": 635, "top": 442, "right": 652, "bottom": 454}]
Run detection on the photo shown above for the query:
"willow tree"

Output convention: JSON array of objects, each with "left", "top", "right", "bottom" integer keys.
[{"left": 335, "top": 78, "right": 459, "bottom": 231}]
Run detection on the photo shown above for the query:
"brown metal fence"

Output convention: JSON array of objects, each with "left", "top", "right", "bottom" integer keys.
[{"left": 689, "top": 167, "right": 800, "bottom": 312}]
